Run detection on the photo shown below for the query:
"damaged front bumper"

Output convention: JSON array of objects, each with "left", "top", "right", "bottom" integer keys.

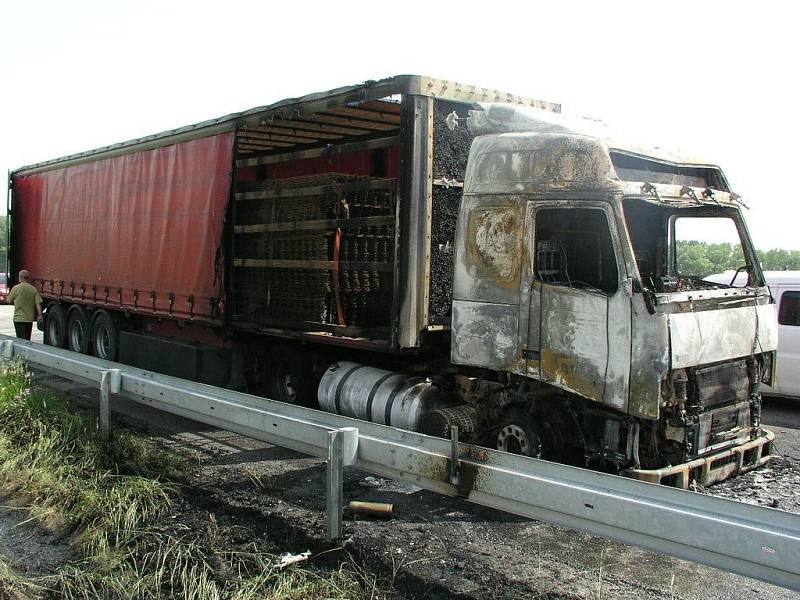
[{"left": 624, "top": 429, "right": 774, "bottom": 489}]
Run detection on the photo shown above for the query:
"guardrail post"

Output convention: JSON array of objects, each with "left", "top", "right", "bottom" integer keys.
[
  {"left": 326, "top": 426, "right": 358, "bottom": 541},
  {"left": 99, "top": 369, "right": 122, "bottom": 441},
  {"left": 0, "top": 340, "right": 14, "bottom": 362},
  {"left": 449, "top": 425, "right": 460, "bottom": 485}
]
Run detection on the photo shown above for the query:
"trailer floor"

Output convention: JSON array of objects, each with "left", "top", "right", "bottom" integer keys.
[{"left": 15, "top": 367, "right": 795, "bottom": 600}]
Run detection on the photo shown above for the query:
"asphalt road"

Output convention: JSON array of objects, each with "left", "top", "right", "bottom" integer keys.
[{"left": 0, "top": 304, "right": 43, "bottom": 343}]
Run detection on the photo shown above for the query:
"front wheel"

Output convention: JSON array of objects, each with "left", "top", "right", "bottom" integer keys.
[{"left": 495, "top": 408, "right": 542, "bottom": 458}]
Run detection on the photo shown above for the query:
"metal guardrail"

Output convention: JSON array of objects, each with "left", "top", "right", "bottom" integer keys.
[{"left": 2, "top": 335, "right": 799, "bottom": 591}]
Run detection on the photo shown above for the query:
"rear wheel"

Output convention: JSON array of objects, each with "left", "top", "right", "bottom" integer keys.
[
  {"left": 267, "top": 345, "right": 316, "bottom": 406},
  {"left": 66, "top": 306, "right": 90, "bottom": 354},
  {"left": 496, "top": 408, "right": 542, "bottom": 458},
  {"left": 44, "top": 303, "right": 67, "bottom": 348},
  {"left": 91, "top": 310, "right": 119, "bottom": 361}
]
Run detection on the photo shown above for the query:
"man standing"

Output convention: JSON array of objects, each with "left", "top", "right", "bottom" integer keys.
[{"left": 7, "top": 270, "right": 43, "bottom": 340}]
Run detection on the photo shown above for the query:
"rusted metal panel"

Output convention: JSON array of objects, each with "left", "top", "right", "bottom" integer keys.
[
  {"left": 400, "top": 76, "right": 560, "bottom": 113},
  {"left": 669, "top": 304, "right": 778, "bottom": 369},
  {"left": 451, "top": 300, "right": 520, "bottom": 370}
]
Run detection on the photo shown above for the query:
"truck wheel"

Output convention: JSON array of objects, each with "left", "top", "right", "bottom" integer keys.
[
  {"left": 44, "top": 304, "right": 67, "bottom": 348},
  {"left": 496, "top": 408, "right": 542, "bottom": 458},
  {"left": 90, "top": 310, "right": 119, "bottom": 361},
  {"left": 267, "top": 345, "right": 316, "bottom": 406},
  {"left": 66, "top": 306, "right": 90, "bottom": 354}
]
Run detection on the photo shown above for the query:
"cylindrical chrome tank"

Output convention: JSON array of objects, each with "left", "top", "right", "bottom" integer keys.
[{"left": 318, "top": 361, "right": 439, "bottom": 431}]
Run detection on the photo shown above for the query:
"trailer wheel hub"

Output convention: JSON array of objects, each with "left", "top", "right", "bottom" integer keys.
[{"left": 279, "top": 371, "right": 298, "bottom": 403}]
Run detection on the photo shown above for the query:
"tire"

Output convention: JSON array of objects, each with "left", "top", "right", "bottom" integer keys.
[
  {"left": 90, "top": 310, "right": 119, "bottom": 361},
  {"left": 266, "top": 345, "right": 316, "bottom": 406},
  {"left": 44, "top": 303, "right": 67, "bottom": 348},
  {"left": 66, "top": 306, "right": 91, "bottom": 354},
  {"left": 495, "top": 408, "right": 542, "bottom": 458}
]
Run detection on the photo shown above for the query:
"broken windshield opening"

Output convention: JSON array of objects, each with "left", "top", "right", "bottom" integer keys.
[
  {"left": 673, "top": 216, "right": 746, "bottom": 283},
  {"left": 622, "top": 199, "right": 759, "bottom": 293}
]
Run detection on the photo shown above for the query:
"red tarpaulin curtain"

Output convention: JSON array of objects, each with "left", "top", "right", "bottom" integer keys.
[{"left": 12, "top": 132, "right": 235, "bottom": 323}]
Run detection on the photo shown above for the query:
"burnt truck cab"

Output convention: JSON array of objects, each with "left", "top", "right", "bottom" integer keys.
[{"left": 450, "top": 105, "right": 777, "bottom": 487}]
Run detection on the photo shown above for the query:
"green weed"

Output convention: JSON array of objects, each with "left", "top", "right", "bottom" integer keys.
[{"left": 0, "top": 361, "right": 392, "bottom": 599}]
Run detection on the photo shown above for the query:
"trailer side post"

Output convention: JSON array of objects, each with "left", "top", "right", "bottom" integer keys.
[{"left": 397, "top": 95, "right": 433, "bottom": 348}]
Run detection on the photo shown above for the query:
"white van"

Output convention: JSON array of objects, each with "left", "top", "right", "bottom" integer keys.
[{"left": 707, "top": 270, "right": 800, "bottom": 398}]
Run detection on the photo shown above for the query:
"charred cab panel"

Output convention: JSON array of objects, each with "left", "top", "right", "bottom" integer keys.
[
  {"left": 527, "top": 205, "right": 631, "bottom": 411},
  {"left": 452, "top": 133, "right": 633, "bottom": 412},
  {"left": 451, "top": 196, "right": 525, "bottom": 371}
]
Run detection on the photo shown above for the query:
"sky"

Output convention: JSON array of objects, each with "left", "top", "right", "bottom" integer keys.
[{"left": 1, "top": 1, "right": 798, "bottom": 250}]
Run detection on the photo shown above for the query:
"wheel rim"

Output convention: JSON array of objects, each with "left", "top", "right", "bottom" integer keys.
[
  {"left": 94, "top": 324, "right": 111, "bottom": 359},
  {"left": 278, "top": 367, "right": 298, "bottom": 403},
  {"left": 497, "top": 424, "right": 536, "bottom": 456},
  {"left": 69, "top": 319, "right": 85, "bottom": 351}
]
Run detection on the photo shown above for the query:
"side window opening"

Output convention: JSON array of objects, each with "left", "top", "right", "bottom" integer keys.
[
  {"left": 778, "top": 291, "right": 800, "bottom": 326},
  {"left": 534, "top": 207, "right": 619, "bottom": 294}
]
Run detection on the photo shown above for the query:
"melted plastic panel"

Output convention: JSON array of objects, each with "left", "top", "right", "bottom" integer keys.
[{"left": 12, "top": 133, "right": 235, "bottom": 323}]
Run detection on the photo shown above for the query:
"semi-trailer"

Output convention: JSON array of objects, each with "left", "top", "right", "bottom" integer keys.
[{"left": 7, "top": 75, "right": 778, "bottom": 487}]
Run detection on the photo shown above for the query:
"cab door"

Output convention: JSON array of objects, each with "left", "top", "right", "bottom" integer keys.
[{"left": 522, "top": 203, "right": 632, "bottom": 411}]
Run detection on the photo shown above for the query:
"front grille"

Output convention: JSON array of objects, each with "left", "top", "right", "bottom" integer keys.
[{"left": 691, "top": 359, "right": 749, "bottom": 409}]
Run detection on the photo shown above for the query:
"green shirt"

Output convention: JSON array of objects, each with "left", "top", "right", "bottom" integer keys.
[{"left": 7, "top": 282, "right": 43, "bottom": 322}]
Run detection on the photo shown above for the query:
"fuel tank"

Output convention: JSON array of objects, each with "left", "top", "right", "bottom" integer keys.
[{"left": 318, "top": 361, "right": 439, "bottom": 430}]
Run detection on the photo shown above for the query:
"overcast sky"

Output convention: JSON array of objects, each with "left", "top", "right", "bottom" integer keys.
[{"left": 2, "top": 1, "right": 797, "bottom": 249}]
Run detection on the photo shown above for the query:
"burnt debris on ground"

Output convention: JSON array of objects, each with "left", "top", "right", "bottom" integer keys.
[{"left": 20, "top": 372, "right": 800, "bottom": 600}]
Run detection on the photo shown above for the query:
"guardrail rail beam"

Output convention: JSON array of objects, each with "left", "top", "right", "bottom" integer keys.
[{"left": 1, "top": 335, "right": 798, "bottom": 591}]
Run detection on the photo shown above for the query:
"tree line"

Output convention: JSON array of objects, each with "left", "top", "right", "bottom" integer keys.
[{"left": 677, "top": 240, "right": 800, "bottom": 278}]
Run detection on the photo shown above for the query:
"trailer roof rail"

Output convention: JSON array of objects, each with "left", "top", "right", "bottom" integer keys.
[{"left": 12, "top": 75, "right": 560, "bottom": 176}]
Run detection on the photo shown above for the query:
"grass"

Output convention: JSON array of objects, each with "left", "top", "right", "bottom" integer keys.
[{"left": 0, "top": 361, "right": 392, "bottom": 599}]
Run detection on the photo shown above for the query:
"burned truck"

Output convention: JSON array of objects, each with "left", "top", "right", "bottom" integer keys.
[{"left": 8, "top": 75, "right": 777, "bottom": 487}]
